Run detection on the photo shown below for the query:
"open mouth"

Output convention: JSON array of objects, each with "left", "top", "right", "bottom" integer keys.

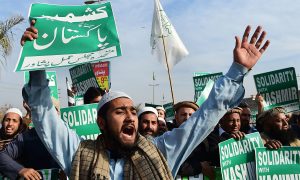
[{"left": 122, "top": 125, "right": 135, "bottom": 137}]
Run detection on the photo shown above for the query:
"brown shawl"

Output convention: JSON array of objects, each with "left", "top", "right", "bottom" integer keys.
[{"left": 70, "top": 134, "right": 173, "bottom": 180}]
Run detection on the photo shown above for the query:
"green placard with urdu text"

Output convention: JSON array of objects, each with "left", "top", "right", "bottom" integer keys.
[{"left": 16, "top": 2, "right": 121, "bottom": 71}]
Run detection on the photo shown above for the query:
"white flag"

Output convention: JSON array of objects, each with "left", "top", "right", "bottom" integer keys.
[{"left": 150, "top": 0, "right": 189, "bottom": 70}]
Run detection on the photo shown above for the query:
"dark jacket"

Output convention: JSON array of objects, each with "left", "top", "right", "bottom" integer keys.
[{"left": 0, "top": 128, "right": 59, "bottom": 179}]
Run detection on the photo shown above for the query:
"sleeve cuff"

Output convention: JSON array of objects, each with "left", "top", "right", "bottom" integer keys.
[
  {"left": 225, "top": 62, "right": 249, "bottom": 82},
  {"left": 29, "top": 70, "right": 48, "bottom": 86}
]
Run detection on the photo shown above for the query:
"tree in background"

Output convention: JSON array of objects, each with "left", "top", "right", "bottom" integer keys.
[{"left": 0, "top": 15, "right": 24, "bottom": 67}]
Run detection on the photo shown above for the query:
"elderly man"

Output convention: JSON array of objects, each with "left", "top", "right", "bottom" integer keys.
[
  {"left": 0, "top": 108, "right": 24, "bottom": 150},
  {"left": 256, "top": 107, "right": 300, "bottom": 149},
  {"left": 137, "top": 107, "right": 159, "bottom": 137},
  {"left": 21, "top": 23, "right": 269, "bottom": 179},
  {"left": 206, "top": 107, "right": 245, "bottom": 169}
]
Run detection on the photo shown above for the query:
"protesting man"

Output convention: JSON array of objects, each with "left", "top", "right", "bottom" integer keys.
[
  {"left": 256, "top": 107, "right": 300, "bottom": 149},
  {"left": 0, "top": 105, "right": 64, "bottom": 180},
  {"left": 167, "top": 101, "right": 198, "bottom": 131},
  {"left": 0, "top": 108, "right": 25, "bottom": 150},
  {"left": 239, "top": 102, "right": 257, "bottom": 134},
  {"left": 83, "top": 87, "right": 105, "bottom": 104},
  {"left": 137, "top": 107, "right": 159, "bottom": 137},
  {"left": 21, "top": 22, "right": 270, "bottom": 179}
]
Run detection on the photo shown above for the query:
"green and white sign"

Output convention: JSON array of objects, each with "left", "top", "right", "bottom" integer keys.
[
  {"left": 163, "top": 102, "right": 175, "bottom": 122},
  {"left": 70, "top": 63, "right": 100, "bottom": 105},
  {"left": 255, "top": 147, "right": 300, "bottom": 180},
  {"left": 193, "top": 72, "right": 210, "bottom": 77},
  {"left": 219, "top": 132, "right": 264, "bottom": 180},
  {"left": 60, "top": 103, "right": 100, "bottom": 140},
  {"left": 24, "top": 71, "right": 59, "bottom": 101},
  {"left": 196, "top": 80, "right": 214, "bottom": 107},
  {"left": 254, "top": 67, "right": 299, "bottom": 112},
  {"left": 177, "top": 167, "right": 222, "bottom": 180},
  {"left": 15, "top": 2, "right": 121, "bottom": 71},
  {"left": 193, "top": 72, "right": 222, "bottom": 101}
]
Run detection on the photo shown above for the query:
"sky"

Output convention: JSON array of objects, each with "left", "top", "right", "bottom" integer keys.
[{"left": 0, "top": 0, "right": 299, "bottom": 111}]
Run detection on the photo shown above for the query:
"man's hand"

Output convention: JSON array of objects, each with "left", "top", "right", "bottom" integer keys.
[
  {"left": 230, "top": 131, "right": 245, "bottom": 140},
  {"left": 265, "top": 139, "right": 282, "bottom": 149},
  {"left": 18, "top": 168, "right": 42, "bottom": 180},
  {"left": 234, "top": 26, "right": 270, "bottom": 70},
  {"left": 20, "top": 19, "right": 38, "bottom": 46}
]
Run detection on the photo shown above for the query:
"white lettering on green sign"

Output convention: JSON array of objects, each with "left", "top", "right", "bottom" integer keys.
[
  {"left": 220, "top": 136, "right": 261, "bottom": 160},
  {"left": 258, "top": 174, "right": 300, "bottom": 180},
  {"left": 261, "top": 87, "right": 298, "bottom": 106},
  {"left": 194, "top": 74, "right": 221, "bottom": 87},
  {"left": 256, "top": 70, "right": 294, "bottom": 88},
  {"left": 257, "top": 150, "right": 300, "bottom": 166},
  {"left": 62, "top": 108, "right": 97, "bottom": 127},
  {"left": 73, "top": 77, "right": 99, "bottom": 97},
  {"left": 223, "top": 162, "right": 255, "bottom": 180}
]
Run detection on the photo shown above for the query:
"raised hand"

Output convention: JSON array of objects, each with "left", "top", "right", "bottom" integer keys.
[
  {"left": 233, "top": 26, "right": 270, "bottom": 70},
  {"left": 20, "top": 19, "right": 38, "bottom": 46}
]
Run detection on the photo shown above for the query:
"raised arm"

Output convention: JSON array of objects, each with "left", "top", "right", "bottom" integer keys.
[
  {"left": 22, "top": 70, "right": 82, "bottom": 176},
  {"left": 154, "top": 25, "right": 270, "bottom": 176}
]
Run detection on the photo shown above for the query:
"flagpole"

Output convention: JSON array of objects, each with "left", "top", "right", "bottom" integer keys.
[{"left": 161, "top": 35, "right": 175, "bottom": 105}]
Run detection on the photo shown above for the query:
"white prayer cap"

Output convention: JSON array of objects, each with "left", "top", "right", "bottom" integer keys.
[
  {"left": 4, "top": 108, "right": 23, "bottom": 119},
  {"left": 97, "top": 91, "right": 132, "bottom": 111},
  {"left": 156, "top": 106, "right": 165, "bottom": 112},
  {"left": 158, "top": 117, "right": 166, "bottom": 123},
  {"left": 138, "top": 107, "right": 158, "bottom": 118}
]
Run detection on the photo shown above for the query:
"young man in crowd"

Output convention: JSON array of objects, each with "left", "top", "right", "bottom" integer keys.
[
  {"left": 0, "top": 108, "right": 25, "bottom": 150},
  {"left": 239, "top": 102, "right": 257, "bottom": 134},
  {"left": 83, "top": 87, "right": 106, "bottom": 104},
  {"left": 21, "top": 22, "right": 270, "bottom": 179}
]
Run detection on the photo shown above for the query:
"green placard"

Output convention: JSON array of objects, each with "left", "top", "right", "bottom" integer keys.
[
  {"left": 254, "top": 67, "right": 299, "bottom": 113},
  {"left": 193, "top": 72, "right": 211, "bottom": 77},
  {"left": 219, "top": 132, "right": 264, "bottom": 180},
  {"left": 193, "top": 72, "right": 222, "bottom": 101},
  {"left": 70, "top": 63, "right": 100, "bottom": 105},
  {"left": 255, "top": 147, "right": 300, "bottom": 180},
  {"left": 145, "top": 103, "right": 161, "bottom": 108},
  {"left": 60, "top": 103, "right": 100, "bottom": 140},
  {"left": 196, "top": 80, "right": 214, "bottom": 107},
  {"left": 15, "top": 2, "right": 121, "bottom": 71},
  {"left": 163, "top": 102, "right": 175, "bottom": 122}
]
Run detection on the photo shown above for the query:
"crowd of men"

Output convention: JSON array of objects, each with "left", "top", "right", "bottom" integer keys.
[{"left": 0, "top": 22, "right": 299, "bottom": 180}]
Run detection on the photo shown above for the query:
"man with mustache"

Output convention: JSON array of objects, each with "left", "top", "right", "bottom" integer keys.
[
  {"left": 256, "top": 107, "right": 300, "bottom": 149},
  {"left": 138, "top": 107, "right": 159, "bottom": 137},
  {"left": 21, "top": 23, "right": 270, "bottom": 179}
]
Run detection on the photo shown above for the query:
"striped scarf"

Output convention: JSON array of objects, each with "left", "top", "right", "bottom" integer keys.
[{"left": 70, "top": 134, "right": 173, "bottom": 180}]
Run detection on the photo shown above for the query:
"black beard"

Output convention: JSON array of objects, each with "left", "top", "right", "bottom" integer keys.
[
  {"left": 269, "top": 128, "right": 298, "bottom": 146},
  {"left": 139, "top": 127, "right": 156, "bottom": 137},
  {"left": 103, "top": 125, "right": 138, "bottom": 158}
]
